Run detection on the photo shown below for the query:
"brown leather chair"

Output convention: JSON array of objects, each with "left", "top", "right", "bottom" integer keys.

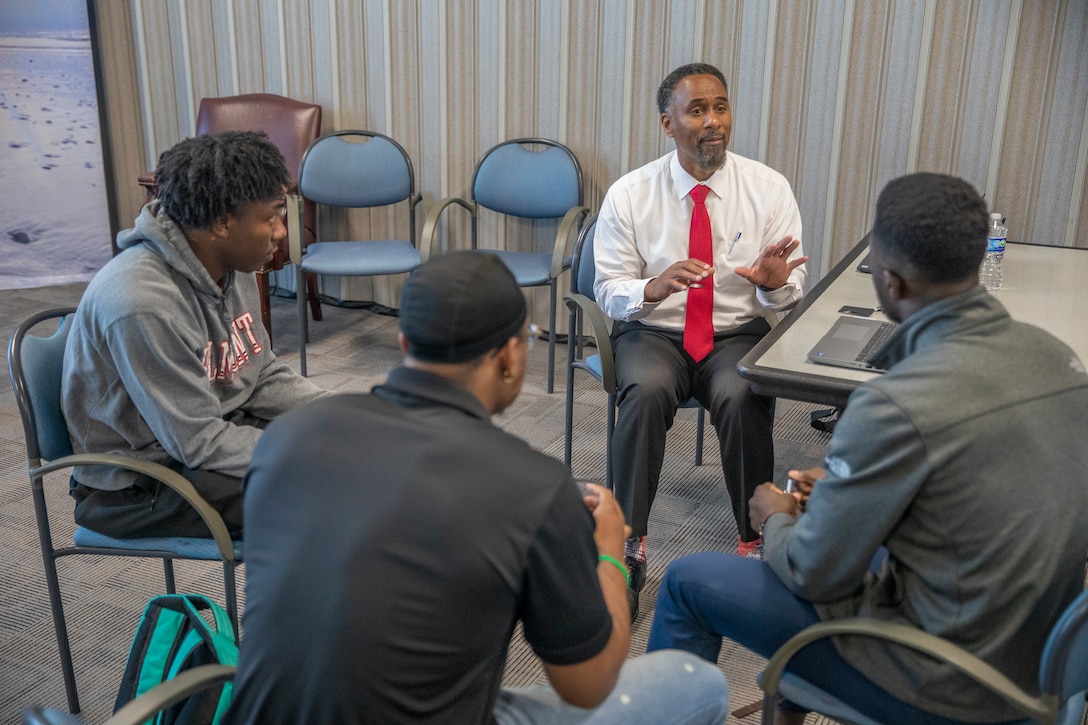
[{"left": 138, "top": 93, "right": 324, "bottom": 342}]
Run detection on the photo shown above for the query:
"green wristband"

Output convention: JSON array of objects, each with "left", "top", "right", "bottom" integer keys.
[{"left": 598, "top": 554, "right": 631, "bottom": 586}]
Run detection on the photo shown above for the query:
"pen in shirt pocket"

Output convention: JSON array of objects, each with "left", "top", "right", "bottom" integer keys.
[{"left": 729, "top": 232, "right": 742, "bottom": 253}]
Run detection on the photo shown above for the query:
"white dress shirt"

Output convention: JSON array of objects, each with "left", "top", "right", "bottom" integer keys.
[{"left": 594, "top": 150, "right": 806, "bottom": 332}]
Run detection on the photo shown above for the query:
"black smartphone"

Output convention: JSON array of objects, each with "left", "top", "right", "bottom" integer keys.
[{"left": 856, "top": 252, "right": 872, "bottom": 273}]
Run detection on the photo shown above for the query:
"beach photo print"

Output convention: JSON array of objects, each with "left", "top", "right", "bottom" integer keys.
[{"left": 1, "top": 0, "right": 111, "bottom": 290}]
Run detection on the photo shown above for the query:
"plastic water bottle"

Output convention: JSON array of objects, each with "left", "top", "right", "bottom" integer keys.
[{"left": 981, "top": 212, "right": 1006, "bottom": 291}]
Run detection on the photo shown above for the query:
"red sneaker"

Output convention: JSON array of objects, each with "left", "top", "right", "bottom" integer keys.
[{"left": 737, "top": 537, "right": 764, "bottom": 560}]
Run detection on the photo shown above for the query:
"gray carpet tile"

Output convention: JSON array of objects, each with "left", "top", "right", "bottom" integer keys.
[{"left": 1, "top": 282, "right": 840, "bottom": 724}]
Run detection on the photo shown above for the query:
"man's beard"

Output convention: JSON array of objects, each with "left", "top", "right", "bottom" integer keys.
[{"left": 697, "top": 141, "right": 727, "bottom": 172}]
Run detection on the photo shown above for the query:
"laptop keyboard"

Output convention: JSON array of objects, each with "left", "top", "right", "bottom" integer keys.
[{"left": 856, "top": 322, "right": 898, "bottom": 362}]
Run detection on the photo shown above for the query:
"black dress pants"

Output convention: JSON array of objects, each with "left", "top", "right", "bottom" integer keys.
[
  {"left": 71, "top": 462, "right": 244, "bottom": 540},
  {"left": 611, "top": 317, "right": 774, "bottom": 542}
]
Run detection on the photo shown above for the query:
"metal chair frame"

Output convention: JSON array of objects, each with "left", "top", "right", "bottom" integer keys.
[
  {"left": 8, "top": 308, "right": 239, "bottom": 714},
  {"left": 562, "top": 215, "right": 705, "bottom": 485},
  {"left": 421, "top": 138, "right": 589, "bottom": 393},
  {"left": 20, "top": 664, "right": 235, "bottom": 725},
  {"left": 290, "top": 129, "right": 430, "bottom": 377},
  {"left": 759, "top": 588, "right": 1088, "bottom": 725}
]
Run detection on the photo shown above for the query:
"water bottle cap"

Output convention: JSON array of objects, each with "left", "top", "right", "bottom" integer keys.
[{"left": 989, "top": 212, "right": 1002, "bottom": 220}]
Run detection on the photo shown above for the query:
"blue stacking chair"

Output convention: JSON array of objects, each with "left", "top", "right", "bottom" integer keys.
[
  {"left": 759, "top": 586, "right": 1088, "bottom": 725},
  {"left": 421, "top": 138, "right": 589, "bottom": 393},
  {"left": 8, "top": 308, "right": 240, "bottom": 714},
  {"left": 291, "top": 130, "right": 429, "bottom": 376},
  {"left": 562, "top": 215, "right": 706, "bottom": 485}
]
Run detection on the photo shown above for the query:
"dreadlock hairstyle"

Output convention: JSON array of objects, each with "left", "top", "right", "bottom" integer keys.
[
  {"left": 154, "top": 130, "right": 289, "bottom": 230},
  {"left": 657, "top": 63, "right": 729, "bottom": 115}
]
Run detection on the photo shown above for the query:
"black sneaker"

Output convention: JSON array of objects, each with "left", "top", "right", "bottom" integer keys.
[{"left": 625, "top": 557, "right": 646, "bottom": 621}]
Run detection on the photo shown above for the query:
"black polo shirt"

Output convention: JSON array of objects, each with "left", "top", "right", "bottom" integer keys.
[{"left": 226, "top": 366, "right": 610, "bottom": 724}]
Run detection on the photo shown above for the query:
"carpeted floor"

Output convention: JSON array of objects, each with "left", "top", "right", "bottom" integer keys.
[{"left": 0, "top": 281, "right": 837, "bottom": 724}]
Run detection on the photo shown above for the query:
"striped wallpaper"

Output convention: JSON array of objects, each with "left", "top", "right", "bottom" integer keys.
[{"left": 95, "top": 0, "right": 1088, "bottom": 318}]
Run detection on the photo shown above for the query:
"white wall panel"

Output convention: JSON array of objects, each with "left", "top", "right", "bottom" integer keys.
[
  {"left": 711, "top": 1, "right": 770, "bottom": 162},
  {"left": 230, "top": 0, "right": 266, "bottom": 94},
  {"left": 1023, "top": 0, "right": 1088, "bottom": 247}
]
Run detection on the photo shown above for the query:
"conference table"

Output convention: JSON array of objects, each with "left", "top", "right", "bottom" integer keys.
[{"left": 737, "top": 236, "right": 1088, "bottom": 409}]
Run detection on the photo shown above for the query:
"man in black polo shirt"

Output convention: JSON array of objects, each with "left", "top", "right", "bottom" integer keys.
[{"left": 226, "top": 252, "right": 730, "bottom": 724}]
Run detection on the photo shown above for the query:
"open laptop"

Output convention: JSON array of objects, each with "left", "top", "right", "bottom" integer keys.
[{"left": 807, "top": 316, "right": 898, "bottom": 372}]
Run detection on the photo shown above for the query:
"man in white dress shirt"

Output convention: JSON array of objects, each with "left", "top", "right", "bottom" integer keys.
[{"left": 593, "top": 63, "right": 807, "bottom": 618}]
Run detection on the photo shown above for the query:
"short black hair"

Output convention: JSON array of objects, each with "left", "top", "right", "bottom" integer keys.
[
  {"left": 657, "top": 63, "right": 729, "bottom": 115},
  {"left": 154, "top": 130, "right": 288, "bottom": 230},
  {"left": 872, "top": 173, "right": 988, "bottom": 283}
]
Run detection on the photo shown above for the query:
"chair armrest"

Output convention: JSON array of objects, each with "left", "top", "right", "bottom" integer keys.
[
  {"left": 103, "top": 664, "right": 236, "bottom": 725},
  {"left": 286, "top": 192, "right": 303, "bottom": 266},
  {"left": 31, "top": 453, "right": 236, "bottom": 562},
  {"left": 414, "top": 191, "right": 435, "bottom": 219},
  {"left": 550, "top": 206, "right": 590, "bottom": 278},
  {"left": 760, "top": 618, "right": 1051, "bottom": 723},
  {"left": 412, "top": 191, "right": 436, "bottom": 252},
  {"left": 563, "top": 293, "right": 616, "bottom": 393},
  {"left": 420, "top": 196, "right": 475, "bottom": 264}
]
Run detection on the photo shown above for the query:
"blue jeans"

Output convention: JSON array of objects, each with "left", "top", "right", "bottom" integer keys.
[
  {"left": 493, "top": 650, "right": 730, "bottom": 725},
  {"left": 646, "top": 552, "right": 980, "bottom": 725}
]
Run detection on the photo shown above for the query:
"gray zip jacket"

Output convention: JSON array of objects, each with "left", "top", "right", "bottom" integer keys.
[
  {"left": 62, "top": 201, "right": 324, "bottom": 491},
  {"left": 764, "top": 286, "right": 1088, "bottom": 722}
]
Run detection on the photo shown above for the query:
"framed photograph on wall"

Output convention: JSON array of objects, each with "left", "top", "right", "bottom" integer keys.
[{"left": 0, "top": 0, "right": 113, "bottom": 290}]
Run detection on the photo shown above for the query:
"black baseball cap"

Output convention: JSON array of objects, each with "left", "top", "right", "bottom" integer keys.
[{"left": 399, "top": 251, "right": 527, "bottom": 363}]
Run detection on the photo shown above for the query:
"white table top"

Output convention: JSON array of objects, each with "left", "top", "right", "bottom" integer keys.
[{"left": 739, "top": 238, "right": 1088, "bottom": 406}]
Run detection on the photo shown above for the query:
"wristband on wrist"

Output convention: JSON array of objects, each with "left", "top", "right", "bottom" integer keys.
[{"left": 598, "top": 554, "right": 631, "bottom": 586}]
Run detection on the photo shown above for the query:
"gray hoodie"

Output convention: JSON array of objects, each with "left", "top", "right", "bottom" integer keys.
[{"left": 62, "top": 201, "right": 324, "bottom": 491}]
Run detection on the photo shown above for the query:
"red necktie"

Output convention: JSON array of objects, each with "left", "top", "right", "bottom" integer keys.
[{"left": 683, "top": 184, "right": 714, "bottom": 362}]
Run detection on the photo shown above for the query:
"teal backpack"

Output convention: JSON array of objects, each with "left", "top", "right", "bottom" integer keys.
[{"left": 115, "top": 594, "right": 239, "bottom": 725}]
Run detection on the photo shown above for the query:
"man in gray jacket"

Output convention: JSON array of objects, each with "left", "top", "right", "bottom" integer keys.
[
  {"left": 647, "top": 172, "right": 1088, "bottom": 724},
  {"left": 62, "top": 131, "right": 323, "bottom": 539}
]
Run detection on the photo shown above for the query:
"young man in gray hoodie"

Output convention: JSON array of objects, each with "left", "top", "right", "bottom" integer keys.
[{"left": 62, "top": 131, "right": 324, "bottom": 539}]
